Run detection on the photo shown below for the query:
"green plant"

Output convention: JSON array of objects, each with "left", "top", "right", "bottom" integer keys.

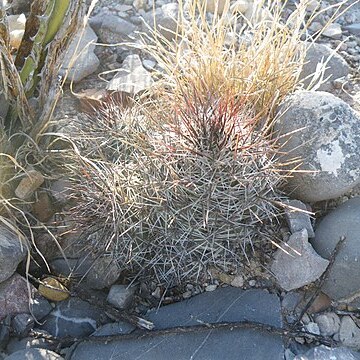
[{"left": 0, "top": 0, "right": 84, "bottom": 243}]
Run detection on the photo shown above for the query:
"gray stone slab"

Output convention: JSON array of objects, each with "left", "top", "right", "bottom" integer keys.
[
  {"left": 71, "top": 327, "right": 284, "bottom": 360},
  {"left": 4, "top": 348, "right": 63, "bottom": 360},
  {"left": 70, "top": 288, "right": 284, "bottom": 360},
  {"left": 147, "top": 286, "right": 282, "bottom": 328}
]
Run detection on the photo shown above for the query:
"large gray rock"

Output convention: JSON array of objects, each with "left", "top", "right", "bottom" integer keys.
[
  {"left": 60, "top": 25, "right": 99, "bottom": 83},
  {"left": 300, "top": 43, "right": 349, "bottom": 93},
  {"left": 271, "top": 230, "right": 329, "bottom": 291},
  {"left": 0, "top": 226, "right": 27, "bottom": 283},
  {"left": 275, "top": 91, "right": 360, "bottom": 202},
  {"left": 70, "top": 288, "right": 285, "bottom": 360},
  {"left": 4, "top": 349, "right": 63, "bottom": 360},
  {"left": 313, "top": 197, "right": 360, "bottom": 304}
]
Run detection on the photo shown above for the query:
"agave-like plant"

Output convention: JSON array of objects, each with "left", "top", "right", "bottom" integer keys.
[{"left": 0, "top": 0, "right": 84, "bottom": 235}]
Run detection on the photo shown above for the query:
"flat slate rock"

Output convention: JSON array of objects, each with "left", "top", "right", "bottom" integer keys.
[
  {"left": 146, "top": 286, "right": 282, "bottom": 328},
  {"left": 4, "top": 348, "right": 63, "bottom": 360},
  {"left": 70, "top": 287, "right": 284, "bottom": 360}
]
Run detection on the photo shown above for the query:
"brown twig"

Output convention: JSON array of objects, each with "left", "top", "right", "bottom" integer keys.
[{"left": 28, "top": 318, "right": 338, "bottom": 355}]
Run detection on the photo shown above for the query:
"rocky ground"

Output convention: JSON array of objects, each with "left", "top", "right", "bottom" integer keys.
[{"left": 2, "top": 0, "right": 360, "bottom": 359}]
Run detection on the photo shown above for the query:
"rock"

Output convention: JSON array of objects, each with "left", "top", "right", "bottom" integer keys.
[
  {"left": 107, "top": 285, "right": 137, "bottom": 310},
  {"left": 11, "top": 314, "right": 34, "bottom": 336},
  {"left": 70, "top": 288, "right": 284, "bottom": 360},
  {"left": 0, "top": 316, "right": 10, "bottom": 350},
  {"left": 146, "top": 287, "right": 282, "bottom": 328},
  {"left": 304, "top": 322, "right": 320, "bottom": 335},
  {"left": 15, "top": 170, "right": 44, "bottom": 200},
  {"left": 274, "top": 91, "right": 360, "bottom": 202},
  {"left": 309, "top": 21, "right": 323, "bottom": 33},
  {"left": 300, "top": 43, "right": 349, "bottom": 93},
  {"left": 339, "top": 316, "right": 360, "bottom": 349},
  {"left": 305, "top": 0, "right": 320, "bottom": 12},
  {"left": 344, "top": 23, "right": 360, "bottom": 36},
  {"left": 271, "top": 230, "right": 329, "bottom": 291},
  {"left": 142, "top": 3, "right": 179, "bottom": 41},
  {"left": 307, "top": 292, "right": 331, "bottom": 314},
  {"left": 0, "top": 226, "right": 27, "bottom": 283},
  {"left": 205, "top": 284, "right": 217, "bottom": 292},
  {"left": 50, "top": 256, "right": 121, "bottom": 290},
  {"left": 142, "top": 59, "right": 157, "bottom": 70},
  {"left": 312, "top": 197, "right": 360, "bottom": 303},
  {"left": 231, "top": 0, "right": 250, "bottom": 14},
  {"left": 3, "top": 348, "right": 63, "bottom": 360},
  {"left": 284, "top": 200, "right": 314, "bottom": 238},
  {"left": 315, "top": 312, "right": 340, "bottom": 336},
  {"left": 38, "top": 298, "right": 103, "bottom": 338},
  {"left": 282, "top": 291, "right": 303, "bottom": 313},
  {"left": 95, "top": 14, "right": 136, "bottom": 44},
  {"left": 38, "top": 277, "right": 70, "bottom": 302},
  {"left": 133, "top": 0, "right": 147, "bottom": 10},
  {"left": 31, "top": 192, "right": 55, "bottom": 222},
  {"left": 230, "top": 274, "right": 244, "bottom": 288},
  {"left": 91, "top": 322, "right": 135, "bottom": 336},
  {"left": 107, "top": 54, "right": 154, "bottom": 95},
  {"left": 244, "top": 2, "right": 273, "bottom": 24},
  {"left": 60, "top": 25, "right": 99, "bottom": 83},
  {"left": 0, "top": 274, "right": 34, "bottom": 321},
  {"left": 6, "top": 335, "right": 57, "bottom": 355},
  {"left": 206, "top": 0, "right": 228, "bottom": 14},
  {"left": 294, "top": 345, "right": 360, "bottom": 360},
  {"left": 322, "top": 23, "right": 342, "bottom": 39}
]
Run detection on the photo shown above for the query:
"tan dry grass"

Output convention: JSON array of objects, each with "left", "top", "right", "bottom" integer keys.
[{"left": 140, "top": 0, "right": 314, "bottom": 127}]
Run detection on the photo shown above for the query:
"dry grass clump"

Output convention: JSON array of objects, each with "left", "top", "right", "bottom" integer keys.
[{"left": 141, "top": 0, "right": 316, "bottom": 125}]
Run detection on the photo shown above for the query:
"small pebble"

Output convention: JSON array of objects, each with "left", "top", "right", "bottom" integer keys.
[
  {"left": 230, "top": 275, "right": 244, "bottom": 288},
  {"left": 205, "top": 284, "right": 218, "bottom": 292},
  {"left": 304, "top": 322, "right": 320, "bottom": 335},
  {"left": 248, "top": 280, "right": 256, "bottom": 287},
  {"left": 182, "top": 291, "right": 192, "bottom": 299}
]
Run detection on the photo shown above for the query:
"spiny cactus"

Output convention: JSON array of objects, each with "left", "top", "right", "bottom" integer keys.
[{"left": 67, "top": 84, "right": 285, "bottom": 286}]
